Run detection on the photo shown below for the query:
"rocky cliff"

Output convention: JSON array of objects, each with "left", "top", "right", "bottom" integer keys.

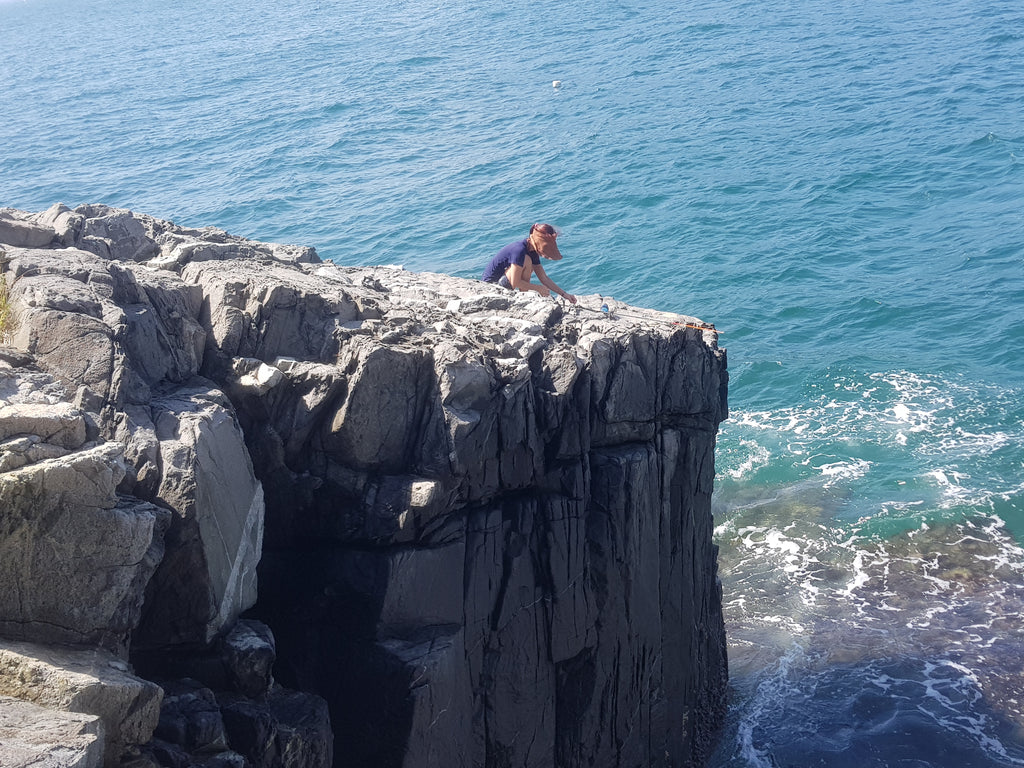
[{"left": 0, "top": 204, "right": 729, "bottom": 768}]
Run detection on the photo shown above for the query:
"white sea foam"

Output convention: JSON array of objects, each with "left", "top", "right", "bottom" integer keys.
[
  {"left": 726, "top": 438, "right": 771, "bottom": 480},
  {"left": 719, "top": 367, "right": 1024, "bottom": 537},
  {"left": 840, "top": 551, "right": 871, "bottom": 598},
  {"left": 816, "top": 457, "right": 871, "bottom": 483}
]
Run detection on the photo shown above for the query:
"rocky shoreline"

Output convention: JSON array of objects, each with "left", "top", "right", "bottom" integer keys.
[{"left": 0, "top": 204, "right": 729, "bottom": 768}]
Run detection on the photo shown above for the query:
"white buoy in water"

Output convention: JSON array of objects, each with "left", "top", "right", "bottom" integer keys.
[{"left": 552, "top": 80, "right": 562, "bottom": 89}]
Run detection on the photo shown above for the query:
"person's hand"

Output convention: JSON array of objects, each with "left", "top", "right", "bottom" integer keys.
[
  {"left": 565, "top": 293, "right": 577, "bottom": 304},
  {"left": 536, "top": 285, "right": 551, "bottom": 297}
]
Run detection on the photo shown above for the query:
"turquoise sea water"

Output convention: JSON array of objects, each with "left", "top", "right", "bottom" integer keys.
[{"left": 2, "top": 0, "right": 1023, "bottom": 764}]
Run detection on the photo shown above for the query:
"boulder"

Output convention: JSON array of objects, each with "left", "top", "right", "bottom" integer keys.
[
  {"left": 73, "top": 205, "right": 162, "bottom": 262},
  {"left": 180, "top": 257, "right": 358, "bottom": 370},
  {"left": 0, "top": 441, "right": 170, "bottom": 653},
  {"left": 108, "top": 263, "right": 205, "bottom": 387},
  {"left": 322, "top": 340, "right": 433, "bottom": 472},
  {"left": 153, "top": 680, "right": 229, "bottom": 754},
  {"left": 32, "top": 202, "right": 85, "bottom": 246},
  {"left": 218, "top": 687, "right": 333, "bottom": 768},
  {"left": 221, "top": 620, "right": 276, "bottom": 699}
]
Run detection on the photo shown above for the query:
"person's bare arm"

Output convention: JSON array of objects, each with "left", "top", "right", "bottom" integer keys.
[
  {"left": 533, "top": 262, "right": 576, "bottom": 303},
  {"left": 507, "top": 262, "right": 550, "bottom": 296}
]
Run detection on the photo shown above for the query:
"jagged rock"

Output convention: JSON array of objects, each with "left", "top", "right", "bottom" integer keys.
[
  {"left": 110, "top": 404, "right": 161, "bottom": 498},
  {"left": 248, "top": 273, "right": 728, "bottom": 765},
  {"left": 154, "top": 680, "right": 229, "bottom": 754},
  {"left": 0, "top": 209, "right": 58, "bottom": 249},
  {"left": 32, "top": 202, "right": 85, "bottom": 246},
  {"left": 37, "top": 204, "right": 319, "bottom": 268},
  {"left": 228, "top": 357, "right": 285, "bottom": 400},
  {"left": 3, "top": 246, "right": 205, "bottom": 409},
  {"left": 323, "top": 339, "right": 433, "bottom": 472},
  {"left": 181, "top": 258, "right": 357, "bottom": 371},
  {"left": 0, "top": 346, "right": 36, "bottom": 370},
  {"left": 221, "top": 621, "right": 276, "bottom": 699},
  {"left": 0, "top": 694, "right": 104, "bottom": 768},
  {"left": 253, "top": 359, "right": 343, "bottom": 469},
  {"left": 0, "top": 441, "right": 170, "bottom": 652},
  {"left": 109, "top": 264, "right": 205, "bottom": 388},
  {"left": 2, "top": 248, "right": 125, "bottom": 404},
  {"left": 0, "top": 433, "right": 71, "bottom": 472},
  {"left": 71, "top": 205, "right": 165, "bottom": 262},
  {"left": 0, "top": 368, "right": 87, "bottom": 475},
  {"left": 218, "top": 687, "right": 333, "bottom": 768},
  {"left": 0, "top": 642, "right": 162, "bottom": 766}
]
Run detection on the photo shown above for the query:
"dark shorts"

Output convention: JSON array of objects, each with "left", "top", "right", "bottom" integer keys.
[{"left": 498, "top": 275, "right": 512, "bottom": 289}]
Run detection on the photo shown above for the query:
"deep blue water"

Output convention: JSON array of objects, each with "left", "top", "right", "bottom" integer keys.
[{"left": 2, "top": 0, "right": 1023, "bottom": 764}]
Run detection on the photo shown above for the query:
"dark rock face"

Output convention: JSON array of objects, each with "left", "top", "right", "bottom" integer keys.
[
  {"left": 0, "top": 204, "right": 728, "bottom": 768},
  {"left": 255, "top": 361, "right": 728, "bottom": 768}
]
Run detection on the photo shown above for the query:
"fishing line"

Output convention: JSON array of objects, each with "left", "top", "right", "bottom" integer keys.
[{"left": 570, "top": 302, "right": 721, "bottom": 333}]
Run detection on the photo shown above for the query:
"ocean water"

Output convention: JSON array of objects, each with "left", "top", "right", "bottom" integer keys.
[{"left": 2, "top": 0, "right": 1023, "bottom": 765}]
